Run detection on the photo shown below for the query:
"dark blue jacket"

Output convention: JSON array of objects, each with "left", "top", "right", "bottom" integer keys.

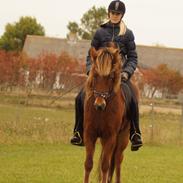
[{"left": 86, "top": 21, "right": 138, "bottom": 78}]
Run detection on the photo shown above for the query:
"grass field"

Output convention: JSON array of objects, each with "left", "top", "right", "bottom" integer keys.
[
  {"left": 0, "top": 94, "right": 183, "bottom": 183},
  {"left": 0, "top": 143, "right": 182, "bottom": 183},
  {"left": 0, "top": 103, "right": 182, "bottom": 145},
  {"left": 0, "top": 103, "right": 74, "bottom": 144}
]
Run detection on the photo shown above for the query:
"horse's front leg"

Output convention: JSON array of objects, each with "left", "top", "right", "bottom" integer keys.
[
  {"left": 100, "top": 136, "right": 116, "bottom": 183},
  {"left": 115, "top": 126, "right": 130, "bottom": 183},
  {"left": 83, "top": 132, "right": 97, "bottom": 183},
  {"left": 114, "top": 151, "right": 124, "bottom": 183}
]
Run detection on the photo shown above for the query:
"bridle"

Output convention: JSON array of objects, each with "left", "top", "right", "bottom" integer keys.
[
  {"left": 92, "top": 72, "right": 115, "bottom": 101},
  {"left": 93, "top": 90, "right": 112, "bottom": 100}
]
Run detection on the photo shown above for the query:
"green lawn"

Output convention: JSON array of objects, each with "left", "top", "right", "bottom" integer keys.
[{"left": 0, "top": 144, "right": 182, "bottom": 183}]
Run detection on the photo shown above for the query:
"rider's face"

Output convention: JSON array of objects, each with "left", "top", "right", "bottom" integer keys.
[{"left": 109, "top": 11, "right": 123, "bottom": 24}]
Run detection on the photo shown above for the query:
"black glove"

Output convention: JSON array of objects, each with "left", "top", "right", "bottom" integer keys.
[
  {"left": 121, "top": 71, "right": 129, "bottom": 82},
  {"left": 86, "top": 70, "right": 90, "bottom": 75}
]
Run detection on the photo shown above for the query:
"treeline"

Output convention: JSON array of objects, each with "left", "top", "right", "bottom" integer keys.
[
  {"left": 0, "top": 49, "right": 183, "bottom": 98},
  {"left": 0, "top": 50, "right": 86, "bottom": 93},
  {"left": 139, "top": 64, "right": 183, "bottom": 98}
]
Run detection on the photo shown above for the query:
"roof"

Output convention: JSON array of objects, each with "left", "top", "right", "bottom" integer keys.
[
  {"left": 23, "top": 35, "right": 183, "bottom": 74},
  {"left": 23, "top": 35, "right": 90, "bottom": 60},
  {"left": 137, "top": 45, "right": 183, "bottom": 73}
]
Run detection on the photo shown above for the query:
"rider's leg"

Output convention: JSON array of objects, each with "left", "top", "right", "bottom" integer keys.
[
  {"left": 127, "top": 82, "right": 143, "bottom": 151},
  {"left": 70, "top": 89, "right": 85, "bottom": 146}
]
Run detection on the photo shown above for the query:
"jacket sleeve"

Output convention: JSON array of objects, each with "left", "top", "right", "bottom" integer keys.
[
  {"left": 86, "top": 29, "right": 101, "bottom": 74},
  {"left": 123, "top": 30, "right": 138, "bottom": 77},
  {"left": 86, "top": 51, "right": 91, "bottom": 75}
]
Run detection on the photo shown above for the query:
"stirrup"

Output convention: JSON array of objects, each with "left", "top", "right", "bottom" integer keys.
[
  {"left": 130, "top": 132, "right": 141, "bottom": 141},
  {"left": 131, "top": 132, "right": 143, "bottom": 151},
  {"left": 75, "top": 131, "right": 83, "bottom": 144},
  {"left": 70, "top": 131, "right": 84, "bottom": 146}
]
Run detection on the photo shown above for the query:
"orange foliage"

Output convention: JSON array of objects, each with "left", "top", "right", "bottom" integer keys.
[
  {"left": 0, "top": 50, "right": 26, "bottom": 88},
  {"left": 140, "top": 64, "right": 183, "bottom": 97},
  {"left": 0, "top": 50, "right": 86, "bottom": 91}
]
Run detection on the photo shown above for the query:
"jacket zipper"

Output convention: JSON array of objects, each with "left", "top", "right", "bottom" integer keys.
[{"left": 112, "top": 24, "right": 114, "bottom": 41}]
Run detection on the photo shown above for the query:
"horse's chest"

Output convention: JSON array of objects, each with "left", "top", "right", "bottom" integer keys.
[{"left": 86, "top": 105, "right": 122, "bottom": 130}]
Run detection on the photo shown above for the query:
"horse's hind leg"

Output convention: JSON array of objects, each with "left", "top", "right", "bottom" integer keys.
[{"left": 84, "top": 136, "right": 97, "bottom": 183}]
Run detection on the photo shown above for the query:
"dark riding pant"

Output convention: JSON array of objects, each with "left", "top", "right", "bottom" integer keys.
[
  {"left": 73, "top": 89, "right": 85, "bottom": 139},
  {"left": 73, "top": 81, "right": 141, "bottom": 139},
  {"left": 121, "top": 81, "right": 141, "bottom": 137}
]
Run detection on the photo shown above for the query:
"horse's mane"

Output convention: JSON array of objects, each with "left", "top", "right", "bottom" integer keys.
[{"left": 85, "top": 44, "right": 123, "bottom": 99}]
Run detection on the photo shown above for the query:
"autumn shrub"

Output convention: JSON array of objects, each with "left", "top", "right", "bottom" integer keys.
[
  {"left": 139, "top": 64, "right": 183, "bottom": 98},
  {"left": 0, "top": 50, "right": 85, "bottom": 94},
  {"left": 0, "top": 50, "right": 27, "bottom": 90}
]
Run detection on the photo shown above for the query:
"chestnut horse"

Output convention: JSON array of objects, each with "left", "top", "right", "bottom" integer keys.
[{"left": 83, "top": 44, "right": 134, "bottom": 183}]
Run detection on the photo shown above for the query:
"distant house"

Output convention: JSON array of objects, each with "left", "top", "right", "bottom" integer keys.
[{"left": 23, "top": 35, "right": 183, "bottom": 74}]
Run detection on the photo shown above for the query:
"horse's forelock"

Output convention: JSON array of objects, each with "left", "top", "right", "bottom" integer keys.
[
  {"left": 95, "top": 49, "right": 113, "bottom": 76},
  {"left": 85, "top": 47, "right": 122, "bottom": 98}
]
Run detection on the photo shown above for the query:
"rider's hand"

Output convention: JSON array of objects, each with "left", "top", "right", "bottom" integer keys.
[{"left": 121, "top": 71, "right": 129, "bottom": 82}]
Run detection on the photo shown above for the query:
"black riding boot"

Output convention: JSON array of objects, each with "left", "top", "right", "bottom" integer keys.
[
  {"left": 70, "top": 89, "right": 85, "bottom": 146},
  {"left": 127, "top": 82, "right": 143, "bottom": 151},
  {"left": 129, "top": 96, "right": 143, "bottom": 151},
  {"left": 121, "top": 81, "right": 143, "bottom": 151}
]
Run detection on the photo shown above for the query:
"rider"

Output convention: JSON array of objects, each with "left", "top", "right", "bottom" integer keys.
[{"left": 70, "top": 0, "right": 143, "bottom": 151}]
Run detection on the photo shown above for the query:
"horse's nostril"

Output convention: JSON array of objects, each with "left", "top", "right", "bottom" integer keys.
[
  {"left": 95, "top": 103, "right": 106, "bottom": 111},
  {"left": 94, "top": 98, "right": 106, "bottom": 111}
]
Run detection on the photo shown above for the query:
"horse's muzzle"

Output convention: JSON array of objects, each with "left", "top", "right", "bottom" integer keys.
[{"left": 94, "top": 97, "right": 106, "bottom": 111}]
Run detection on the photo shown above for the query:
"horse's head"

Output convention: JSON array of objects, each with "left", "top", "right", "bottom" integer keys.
[{"left": 86, "top": 43, "right": 122, "bottom": 111}]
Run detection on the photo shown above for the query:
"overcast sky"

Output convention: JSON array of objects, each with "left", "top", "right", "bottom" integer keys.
[{"left": 0, "top": 0, "right": 183, "bottom": 48}]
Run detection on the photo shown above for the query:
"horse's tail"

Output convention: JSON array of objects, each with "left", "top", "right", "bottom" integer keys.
[{"left": 108, "top": 148, "right": 116, "bottom": 183}]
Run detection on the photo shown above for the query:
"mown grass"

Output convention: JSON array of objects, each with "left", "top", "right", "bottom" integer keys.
[{"left": 0, "top": 144, "right": 182, "bottom": 183}]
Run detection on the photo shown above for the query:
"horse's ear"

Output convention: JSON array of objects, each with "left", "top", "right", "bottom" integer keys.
[{"left": 90, "top": 47, "right": 97, "bottom": 63}]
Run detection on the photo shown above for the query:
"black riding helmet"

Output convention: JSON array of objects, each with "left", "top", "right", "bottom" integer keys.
[{"left": 108, "top": 0, "right": 126, "bottom": 15}]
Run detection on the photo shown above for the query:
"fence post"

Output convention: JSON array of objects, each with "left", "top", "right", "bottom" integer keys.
[
  {"left": 178, "top": 93, "right": 183, "bottom": 144},
  {"left": 181, "top": 103, "right": 183, "bottom": 142},
  {"left": 149, "top": 103, "right": 154, "bottom": 143}
]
